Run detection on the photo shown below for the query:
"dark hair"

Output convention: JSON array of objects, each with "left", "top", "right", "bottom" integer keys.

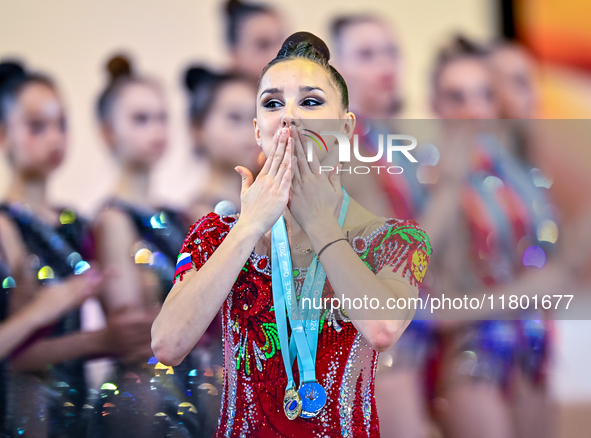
[
  {"left": 225, "top": 0, "right": 273, "bottom": 48},
  {"left": 259, "top": 31, "right": 349, "bottom": 110},
  {"left": 184, "top": 65, "right": 252, "bottom": 127},
  {"left": 0, "top": 60, "right": 55, "bottom": 124},
  {"left": 330, "top": 14, "right": 381, "bottom": 52},
  {"left": 96, "top": 54, "right": 156, "bottom": 123},
  {"left": 431, "top": 34, "right": 489, "bottom": 91}
]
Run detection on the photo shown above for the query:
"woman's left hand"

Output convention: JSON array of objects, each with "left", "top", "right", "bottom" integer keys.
[{"left": 289, "top": 124, "right": 343, "bottom": 236}]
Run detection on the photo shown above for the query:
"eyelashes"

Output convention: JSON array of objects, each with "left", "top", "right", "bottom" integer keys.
[
  {"left": 261, "top": 97, "right": 325, "bottom": 109},
  {"left": 302, "top": 98, "right": 324, "bottom": 107},
  {"left": 262, "top": 99, "right": 281, "bottom": 109}
]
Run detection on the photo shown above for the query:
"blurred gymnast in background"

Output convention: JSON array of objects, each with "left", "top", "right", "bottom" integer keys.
[
  {"left": 331, "top": 15, "right": 436, "bottom": 438},
  {"left": 489, "top": 41, "right": 539, "bottom": 120},
  {"left": 224, "top": 0, "right": 286, "bottom": 80},
  {"left": 183, "top": 65, "right": 260, "bottom": 220},
  {"left": 0, "top": 60, "right": 141, "bottom": 438},
  {"left": 428, "top": 36, "right": 573, "bottom": 438},
  {"left": 90, "top": 55, "right": 220, "bottom": 437},
  {"left": 0, "top": 237, "right": 100, "bottom": 436}
]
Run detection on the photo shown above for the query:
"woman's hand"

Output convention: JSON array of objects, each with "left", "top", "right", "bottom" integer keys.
[
  {"left": 25, "top": 269, "right": 102, "bottom": 327},
  {"left": 104, "top": 305, "right": 160, "bottom": 363},
  {"left": 234, "top": 126, "right": 293, "bottom": 237},
  {"left": 289, "top": 124, "right": 343, "bottom": 236}
]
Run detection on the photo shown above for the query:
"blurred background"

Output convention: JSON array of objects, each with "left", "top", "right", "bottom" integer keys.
[{"left": 1, "top": 0, "right": 590, "bottom": 437}]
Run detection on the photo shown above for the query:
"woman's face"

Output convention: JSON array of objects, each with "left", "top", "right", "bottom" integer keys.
[
  {"left": 105, "top": 82, "right": 168, "bottom": 168},
  {"left": 489, "top": 45, "right": 537, "bottom": 119},
  {"left": 2, "top": 82, "right": 67, "bottom": 177},
  {"left": 194, "top": 80, "right": 260, "bottom": 170},
  {"left": 334, "top": 20, "right": 402, "bottom": 116},
  {"left": 254, "top": 58, "right": 355, "bottom": 165},
  {"left": 433, "top": 57, "right": 499, "bottom": 120},
  {"left": 231, "top": 12, "right": 285, "bottom": 80}
]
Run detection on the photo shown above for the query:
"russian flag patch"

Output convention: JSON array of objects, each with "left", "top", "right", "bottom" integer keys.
[{"left": 174, "top": 253, "right": 192, "bottom": 278}]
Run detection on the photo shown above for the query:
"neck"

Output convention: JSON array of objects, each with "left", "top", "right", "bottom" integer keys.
[
  {"left": 282, "top": 207, "right": 303, "bottom": 236},
  {"left": 113, "top": 163, "right": 151, "bottom": 206},
  {"left": 6, "top": 171, "right": 49, "bottom": 211},
  {"left": 260, "top": 206, "right": 308, "bottom": 250}
]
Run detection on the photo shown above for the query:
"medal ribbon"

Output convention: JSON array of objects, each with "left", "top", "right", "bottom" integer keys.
[{"left": 271, "top": 188, "right": 350, "bottom": 391}]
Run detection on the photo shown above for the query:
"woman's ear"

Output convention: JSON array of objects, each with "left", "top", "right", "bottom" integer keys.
[
  {"left": 99, "top": 123, "right": 115, "bottom": 151},
  {"left": 0, "top": 125, "right": 6, "bottom": 151},
  {"left": 253, "top": 118, "right": 262, "bottom": 147},
  {"left": 430, "top": 96, "right": 440, "bottom": 118},
  {"left": 342, "top": 111, "right": 356, "bottom": 139},
  {"left": 189, "top": 123, "right": 207, "bottom": 151}
]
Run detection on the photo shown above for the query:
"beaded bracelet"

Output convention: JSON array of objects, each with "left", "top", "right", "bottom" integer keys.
[{"left": 317, "top": 231, "right": 349, "bottom": 259}]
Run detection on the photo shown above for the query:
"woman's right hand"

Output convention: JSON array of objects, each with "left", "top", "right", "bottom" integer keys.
[{"left": 234, "top": 126, "right": 293, "bottom": 237}]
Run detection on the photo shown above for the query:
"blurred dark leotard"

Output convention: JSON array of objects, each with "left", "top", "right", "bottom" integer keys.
[
  {"left": 87, "top": 199, "right": 223, "bottom": 438},
  {"left": 0, "top": 202, "right": 94, "bottom": 438}
]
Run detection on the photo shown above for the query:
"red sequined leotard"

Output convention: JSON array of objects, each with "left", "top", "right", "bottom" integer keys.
[{"left": 174, "top": 212, "right": 431, "bottom": 437}]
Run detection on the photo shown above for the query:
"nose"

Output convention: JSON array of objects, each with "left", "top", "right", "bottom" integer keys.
[
  {"left": 280, "top": 114, "right": 292, "bottom": 128},
  {"left": 280, "top": 116, "right": 302, "bottom": 130},
  {"left": 280, "top": 100, "right": 302, "bottom": 128}
]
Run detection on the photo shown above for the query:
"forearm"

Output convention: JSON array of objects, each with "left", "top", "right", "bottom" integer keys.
[
  {"left": 418, "top": 178, "right": 462, "bottom": 252},
  {"left": 152, "top": 220, "right": 261, "bottom": 365},
  {"left": 10, "top": 329, "right": 109, "bottom": 371},
  {"left": 0, "top": 308, "right": 41, "bottom": 360},
  {"left": 308, "top": 220, "right": 416, "bottom": 351}
]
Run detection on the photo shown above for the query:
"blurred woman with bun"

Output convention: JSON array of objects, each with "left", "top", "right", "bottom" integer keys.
[
  {"left": 428, "top": 36, "right": 566, "bottom": 438},
  {"left": 184, "top": 66, "right": 260, "bottom": 220},
  {"left": 89, "top": 55, "right": 220, "bottom": 438},
  {"left": 153, "top": 31, "right": 431, "bottom": 436},
  {"left": 224, "top": 0, "right": 286, "bottom": 80},
  {"left": 0, "top": 60, "right": 143, "bottom": 438},
  {"left": 488, "top": 41, "right": 539, "bottom": 120},
  {"left": 330, "top": 14, "right": 441, "bottom": 438}
]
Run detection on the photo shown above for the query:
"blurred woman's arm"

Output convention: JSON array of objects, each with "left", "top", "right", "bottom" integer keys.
[{"left": 0, "top": 273, "right": 100, "bottom": 360}]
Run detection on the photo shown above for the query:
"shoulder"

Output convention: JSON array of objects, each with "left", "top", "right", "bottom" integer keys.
[
  {"left": 173, "top": 212, "right": 240, "bottom": 283},
  {"left": 93, "top": 206, "right": 137, "bottom": 236},
  {"left": 186, "top": 211, "right": 239, "bottom": 236},
  {"left": 350, "top": 216, "right": 431, "bottom": 285},
  {"left": 351, "top": 217, "right": 431, "bottom": 254},
  {"left": 0, "top": 211, "right": 28, "bottom": 271},
  {"left": 180, "top": 212, "right": 239, "bottom": 254}
]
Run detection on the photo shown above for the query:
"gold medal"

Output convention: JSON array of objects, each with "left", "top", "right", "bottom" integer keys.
[{"left": 283, "top": 387, "right": 302, "bottom": 420}]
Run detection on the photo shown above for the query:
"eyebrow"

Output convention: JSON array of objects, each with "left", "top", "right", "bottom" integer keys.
[
  {"left": 259, "top": 87, "right": 281, "bottom": 98},
  {"left": 259, "top": 86, "right": 325, "bottom": 99},
  {"left": 300, "top": 86, "right": 324, "bottom": 93}
]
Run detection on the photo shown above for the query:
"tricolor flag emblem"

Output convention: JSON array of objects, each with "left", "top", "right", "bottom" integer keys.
[{"left": 174, "top": 253, "right": 192, "bottom": 278}]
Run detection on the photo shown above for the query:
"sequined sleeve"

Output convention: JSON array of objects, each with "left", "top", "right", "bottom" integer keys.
[
  {"left": 172, "top": 212, "right": 231, "bottom": 284},
  {"left": 353, "top": 218, "right": 432, "bottom": 293}
]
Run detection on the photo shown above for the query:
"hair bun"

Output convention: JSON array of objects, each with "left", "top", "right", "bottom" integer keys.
[
  {"left": 450, "top": 34, "right": 486, "bottom": 56},
  {"left": 0, "top": 60, "right": 26, "bottom": 89},
  {"left": 184, "top": 66, "right": 222, "bottom": 92},
  {"left": 278, "top": 32, "right": 331, "bottom": 62},
  {"left": 106, "top": 55, "right": 132, "bottom": 83},
  {"left": 225, "top": 0, "right": 242, "bottom": 16}
]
